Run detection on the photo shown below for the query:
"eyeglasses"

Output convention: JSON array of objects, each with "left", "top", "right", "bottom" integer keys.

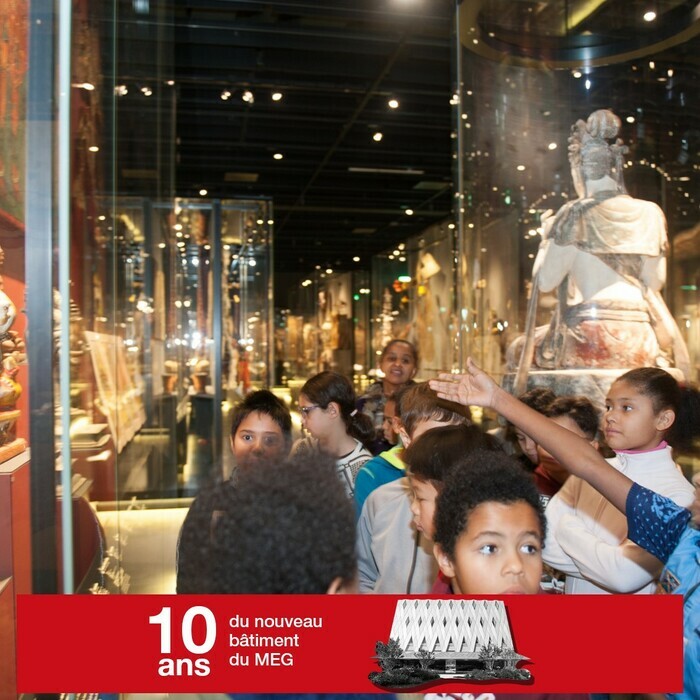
[{"left": 299, "top": 405, "right": 320, "bottom": 417}]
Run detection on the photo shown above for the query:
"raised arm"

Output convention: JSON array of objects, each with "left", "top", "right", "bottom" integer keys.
[{"left": 429, "top": 358, "right": 634, "bottom": 513}]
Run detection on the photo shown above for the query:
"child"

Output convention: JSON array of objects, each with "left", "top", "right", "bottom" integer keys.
[
  {"left": 511, "top": 387, "right": 557, "bottom": 467},
  {"left": 176, "top": 389, "right": 292, "bottom": 593},
  {"left": 354, "top": 391, "right": 405, "bottom": 518},
  {"left": 292, "top": 370, "right": 374, "bottom": 498},
  {"left": 356, "top": 383, "right": 470, "bottom": 593},
  {"left": 354, "top": 383, "right": 468, "bottom": 516},
  {"left": 403, "top": 423, "right": 501, "bottom": 540},
  {"left": 211, "top": 454, "right": 398, "bottom": 700},
  {"left": 542, "top": 369, "right": 694, "bottom": 594},
  {"left": 436, "top": 366, "right": 694, "bottom": 595},
  {"left": 358, "top": 339, "right": 418, "bottom": 454},
  {"left": 210, "top": 453, "right": 357, "bottom": 594},
  {"left": 380, "top": 394, "right": 400, "bottom": 447},
  {"left": 534, "top": 395, "right": 600, "bottom": 500},
  {"left": 431, "top": 359, "right": 700, "bottom": 699},
  {"left": 432, "top": 450, "right": 547, "bottom": 596}
]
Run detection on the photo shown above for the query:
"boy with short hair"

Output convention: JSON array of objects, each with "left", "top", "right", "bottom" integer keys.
[
  {"left": 404, "top": 423, "right": 501, "bottom": 540},
  {"left": 356, "top": 383, "right": 470, "bottom": 593},
  {"left": 354, "top": 383, "right": 469, "bottom": 516},
  {"left": 176, "top": 389, "right": 292, "bottom": 593},
  {"left": 433, "top": 450, "right": 547, "bottom": 595}
]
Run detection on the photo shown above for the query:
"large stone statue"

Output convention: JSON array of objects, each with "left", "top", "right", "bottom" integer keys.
[{"left": 510, "top": 109, "right": 690, "bottom": 393}]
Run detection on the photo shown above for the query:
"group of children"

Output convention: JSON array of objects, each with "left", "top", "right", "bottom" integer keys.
[{"left": 176, "top": 338, "right": 700, "bottom": 699}]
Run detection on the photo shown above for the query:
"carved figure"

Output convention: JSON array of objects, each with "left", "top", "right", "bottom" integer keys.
[
  {"left": 510, "top": 109, "right": 690, "bottom": 384},
  {"left": 0, "top": 244, "right": 26, "bottom": 458}
]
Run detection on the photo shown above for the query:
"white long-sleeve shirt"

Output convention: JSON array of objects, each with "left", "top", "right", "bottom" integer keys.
[{"left": 543, "top": 444, "right": 694, "bottom": 594}]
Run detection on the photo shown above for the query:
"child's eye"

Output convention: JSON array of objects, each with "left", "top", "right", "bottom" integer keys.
[
  {"left": 622, "top": 405, "right": 632, "bottom": 412},
  {"left": 241, "top": 434, "right": 253, "bottom": 442},
  {"left": 520, "top": 543, "right": 540, "bottom": 555},
  {"left": 478, "top": 544, "right": 497, "bottom": 555},
  {"left": 604, "top": 404, "right": 612, "bottom": 412}
]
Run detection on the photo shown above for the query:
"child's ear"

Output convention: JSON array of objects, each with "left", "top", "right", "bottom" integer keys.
[
  {"left": 398, "top": 424, "right": 411, "bottom": 447},
  {"left": 326, "top": 401, "right": 339, "bottom": 418},
  {"left": 655, "top": 408, "right": 675, "bottom": 432},
  {"left": 656, "top": 408, "right": 676, "bottom": 430},
  {"left": 433, "top": 543, "right": 456, "bottom": 580}
]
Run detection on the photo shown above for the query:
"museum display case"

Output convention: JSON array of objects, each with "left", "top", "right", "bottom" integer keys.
[
  {"left": 281, "top": 270, "right": 371, "bottom": 389},
  {"left": 451, "top": 3, "right": 700, "bottom": 467},
  {"left": 453, "top": 3, "right": 700, "bottom": 392},
  {"left": 371, "top": 221, "right": 455, "bottom": 379}
]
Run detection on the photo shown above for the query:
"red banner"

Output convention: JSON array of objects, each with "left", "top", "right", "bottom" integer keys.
[{"left": 17, "top": 594, "right": 682, "bottom": 693}]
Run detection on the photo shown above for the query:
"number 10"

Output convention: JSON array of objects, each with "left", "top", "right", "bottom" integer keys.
[{"left": 149, "top": 606, "right": 217, "bottom": 654}]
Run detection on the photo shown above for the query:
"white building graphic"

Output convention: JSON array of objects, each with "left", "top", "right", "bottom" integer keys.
[{"left": 388, "top": 599, "right": 528, "bottom": 674}]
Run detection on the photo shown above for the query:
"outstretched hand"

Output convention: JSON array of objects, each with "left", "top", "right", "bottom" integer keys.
[{"left": 429, "top": 357, "right": 500, "bottom": 409}]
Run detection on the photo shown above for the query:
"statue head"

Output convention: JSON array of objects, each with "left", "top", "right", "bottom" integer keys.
[{"left": 568, "top": 109, "right": 628, "bottom": 194}]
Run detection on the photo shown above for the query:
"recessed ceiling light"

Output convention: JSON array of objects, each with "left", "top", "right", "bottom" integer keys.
[
  {"left": 643, "top": 10, "right": 657, "bottom": 21},
  {"left": 273, "top": 153, "right": 284, "bottom": 160},
  {"left": 221, "top": 90, "right": 231, "bottom": 101},
  {"left": 388, "top": 98, "right": 399, "bottom": 109},
  {"left": 626, "top": 115, "right": 636, "bottom": 123},
  {"left": 242, "top": 90, "right": 254, "bottom": 104},
  {"left": 405, "top": 209, "right": 414, "bottom": 216},
  {"left": 88, "top": 146, "right": 99, "bottom": 152},
  {"left": 373, "top": 132, "right": 383, "bottom": 142},
  {"left": 199, "top": 188, "right": 208, "bottom": 196},
  {"left": 547, "top": 142, "right": 557, "bottom": 150},
  {"left": 572, "top": 70, "right": 582, "bottom": 79},
  {"left": 516, "top": 165, "right": 526, "bottom": 171},
  {"left": 272, "top": 91, "right": 283, "bottom": 101},
  {"left": 353, "top": 256, "right": 360, "bottom": 262}
]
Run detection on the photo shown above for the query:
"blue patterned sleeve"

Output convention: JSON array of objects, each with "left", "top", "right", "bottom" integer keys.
[{"left": 626, "top": 482, "right": 692, "bottom": 564}]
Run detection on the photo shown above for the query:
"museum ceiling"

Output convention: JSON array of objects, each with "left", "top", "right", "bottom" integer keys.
[{"left": 105, "top": 0, "right": 699, "bottom": 295}]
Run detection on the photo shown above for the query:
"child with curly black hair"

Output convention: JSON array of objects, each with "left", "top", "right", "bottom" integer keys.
[
  {"left": 433, "top": 450, "right": 547, "bottom": 596},
  {"left": 210, "top": 452, "right": 357, "bottom": 594}
]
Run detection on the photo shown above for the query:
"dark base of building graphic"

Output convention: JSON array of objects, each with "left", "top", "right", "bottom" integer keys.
[{"left": 370, "top": 665, "right": 532, "bottom": 690}]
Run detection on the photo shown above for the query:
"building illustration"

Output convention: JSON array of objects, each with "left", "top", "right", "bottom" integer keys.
[{"left": 375, "top": 599, "right": 530, "bottom": 680}]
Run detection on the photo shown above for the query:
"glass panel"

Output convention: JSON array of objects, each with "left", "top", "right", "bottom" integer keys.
[
  {"left": 371, "top": 222, "right": 455, "bottom": 380},
  {"left": 455, "top": 2, "right": 699, "bottom": 456}
]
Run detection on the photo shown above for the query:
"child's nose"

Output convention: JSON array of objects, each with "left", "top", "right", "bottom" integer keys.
[{"left": 503, "top": 550, "right": 525, "bottom": 575}]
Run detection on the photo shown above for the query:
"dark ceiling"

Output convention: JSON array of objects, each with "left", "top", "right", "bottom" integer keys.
[
  {"left": 110, "top": 0, "right": 455, "bottom": 292},
  {"left": 106, "top": 0, "right": 699, "bottom": 300}
]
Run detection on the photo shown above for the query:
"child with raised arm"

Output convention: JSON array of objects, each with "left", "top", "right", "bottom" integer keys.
[
  {"left": 446, "top": 366, "right": 693, "bottom": 595},
  {"left": 542, "top": 369, "right": 693, "bottom": 595},
  {"left": 431, "top": 359, "right": 700, "bottom": 700}
]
